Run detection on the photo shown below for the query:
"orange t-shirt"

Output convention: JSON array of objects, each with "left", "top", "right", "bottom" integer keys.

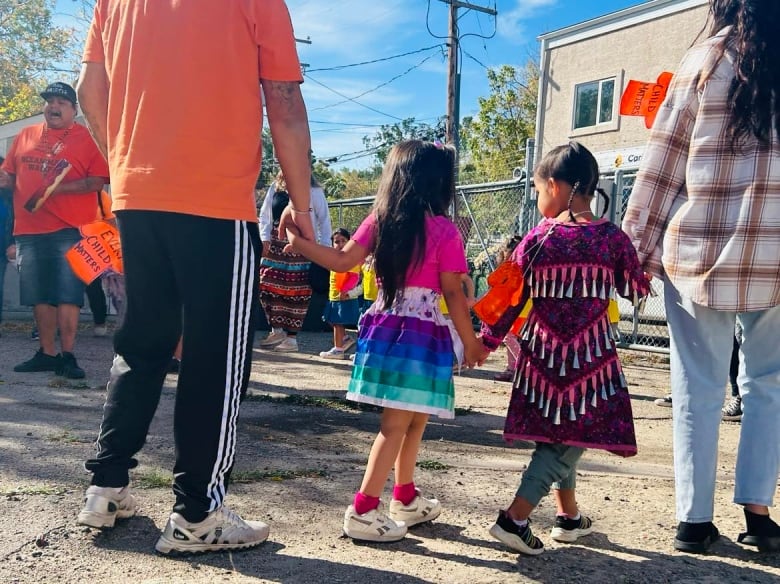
[
  {"left": 82, "top": 0, "right": 303, "bottom": 222},
  {"left": 1, "top": 122, "right": 110, "bottom": 236}
]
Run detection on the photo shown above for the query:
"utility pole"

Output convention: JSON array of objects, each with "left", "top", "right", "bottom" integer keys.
[{"left": 439, "top": 0, "right": 497, "bottom": 183}]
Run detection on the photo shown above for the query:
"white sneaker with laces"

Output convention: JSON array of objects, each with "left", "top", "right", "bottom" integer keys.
[
  {"left": 77, "top": 485, "right": 137, "bottom": 528},
  {"left": 319, "top": 347, "right": 346, "bottom": 360},
  {"left": 155, "top": 505, "right": 269, "bottom": 555},
  {"left": 259, "top": 330, "right": 286, "bottom": 347},
  {"left": 389, "top": 493, "right": 442, "bottom": 527},
  {"left": 273, "top": 337, "right": 298, "bottom": 352},
  {"left": 343, "top": 503, "right": 407, "bottom": 542}
]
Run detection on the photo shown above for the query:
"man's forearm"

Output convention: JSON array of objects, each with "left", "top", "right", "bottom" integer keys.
[
  {"left": 77, "top": 62, "right": 110, "bottom": 159},
  {"left": 53, "top": 176, "right": 106, "bottom": 195},
  {"left": 262, "top": 80, "right": 312, "bottom": 210}
]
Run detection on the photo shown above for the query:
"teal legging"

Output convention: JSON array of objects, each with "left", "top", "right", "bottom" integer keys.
[{"left": 515, "top": 443, "right": 585, "bottom": 506}]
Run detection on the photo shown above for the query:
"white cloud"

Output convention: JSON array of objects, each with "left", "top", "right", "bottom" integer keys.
[
  {"left": 498, "top": 0, "right": 558, "bottom": 40},
  {"left": 288, "top": 0, "right": 415, "bottom": 59}
]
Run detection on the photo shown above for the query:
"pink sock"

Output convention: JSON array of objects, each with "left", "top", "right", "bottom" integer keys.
[
  {"left": 353, "top": 492, "right": 380, "bottom": 515},
  {"left": 393, "top": 482, "right": 417, "bottom": 506}
]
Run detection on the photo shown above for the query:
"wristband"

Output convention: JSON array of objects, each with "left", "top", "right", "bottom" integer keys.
[{"left": 289, "top": 205, "right": 312, "bottom": 213}]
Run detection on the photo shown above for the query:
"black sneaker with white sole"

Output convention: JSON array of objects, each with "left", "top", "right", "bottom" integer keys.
[
  {"left": 550, "top": 514, "right": 594, "bottom": 542},
  {"left": 488, "top": 510, "right": 544, "bottom": 555},
  {"left": 721, "top": 396, "right": 742, "bottom": 421}
]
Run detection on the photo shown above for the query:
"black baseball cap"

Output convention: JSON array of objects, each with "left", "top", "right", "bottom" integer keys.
[{"left": 40, "top": 82, "right": 77, "bottom": 105}]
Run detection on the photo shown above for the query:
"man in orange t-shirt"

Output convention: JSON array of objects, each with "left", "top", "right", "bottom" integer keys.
[
  {"left": 75, "top": 0, "right": 313, "bottom": 555},
  {"left": 0, "top": 81, "right": 109, "bottom": 379}
]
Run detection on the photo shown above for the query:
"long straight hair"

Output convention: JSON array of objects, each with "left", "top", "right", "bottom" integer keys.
[{"left": 372, "top": 140, "right": 456, "bottom": 309}]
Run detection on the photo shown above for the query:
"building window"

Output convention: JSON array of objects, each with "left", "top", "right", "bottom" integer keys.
[{"left": 573, "top": 78, "right": 615, "bottom": 129}]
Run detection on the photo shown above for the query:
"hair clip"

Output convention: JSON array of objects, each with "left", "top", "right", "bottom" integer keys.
[{"left": 433, "top": 140, "right": 444, "bottom": 149}]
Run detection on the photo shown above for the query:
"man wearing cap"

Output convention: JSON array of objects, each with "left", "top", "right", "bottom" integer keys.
[{"left": 0, "top": 82, "right": 110, "bottom": 379}]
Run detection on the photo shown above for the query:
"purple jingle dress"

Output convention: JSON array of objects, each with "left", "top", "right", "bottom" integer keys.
[{"left": 481, "top": 218, "right": 651, "bottom": 457}]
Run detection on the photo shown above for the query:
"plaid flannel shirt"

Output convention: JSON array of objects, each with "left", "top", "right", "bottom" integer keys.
[{"left": 622, "top": 28, "right": 780, "bottom": 311}]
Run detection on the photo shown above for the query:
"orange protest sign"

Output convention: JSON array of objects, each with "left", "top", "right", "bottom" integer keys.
[
  {"left": 473, "top": 261, "right": 525, "bottom": 326},
  {"left": 65, "top": 220, "right": 123, "bottom": 284},
  {"left": 334, "top": 271, "right": 359, "bottom": 292},
  {"left": 619, "top": 71, "right": 673, "bottom": 128}
]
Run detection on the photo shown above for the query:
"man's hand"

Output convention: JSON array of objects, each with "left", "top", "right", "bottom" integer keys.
[
  {"left": 278, "top": 205, "right": 314, "bottom": 242},
  {"left": 6, "top": 244, "right": 16, "bottom": 262}
]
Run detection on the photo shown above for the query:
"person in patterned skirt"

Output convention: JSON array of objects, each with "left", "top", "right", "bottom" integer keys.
[{"left": 258, "top": 171, "right": 331, "bottom": 352}]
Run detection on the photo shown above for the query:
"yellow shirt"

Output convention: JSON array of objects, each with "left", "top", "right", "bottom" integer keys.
[
  {"left": 328, "top": 266, "right": 361, "bottom": 301},
  {"left": 362, "top": 265, "right": 378, "bottom": 301}
]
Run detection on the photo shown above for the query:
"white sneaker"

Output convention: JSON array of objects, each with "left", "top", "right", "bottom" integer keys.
[
  {"left": 77, "top": 485, "right": 137, "bottom": 528},
  {"left": 155, "top": 505, "right": 269, "bottom": 555},
  {"left": 341, "top": 335, "right": 356, "bottom": 352},
  {"left": 273, "top": 337, "right": 298, "bottom": 352},
  {"left": 319, "top": 347, "right": 346, "bottom": 360},
  {"left": 93, "top": 325, "right": 108, "bottom": 337},
  {"left": 389, "top": 493, "right": 442, "bottom": 527},
  {"left": 259, "top": 330, "right": 286, "bottom": 347},
  {"left": 343, "top": 503, "right": 407, "bottom": 542}
]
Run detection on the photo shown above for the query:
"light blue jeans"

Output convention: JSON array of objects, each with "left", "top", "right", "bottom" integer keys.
[{"left": 664, "top": 277, "right": 780, "bottom": 523}]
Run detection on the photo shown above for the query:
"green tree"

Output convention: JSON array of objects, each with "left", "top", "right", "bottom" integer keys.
[
  {"left": 0, "top": 0, "right": 76, "bottom": 124},
  {"left": 362, "top": 116, "right": 446, "bottom": 165},
  {"left": 460, "top": 61, "right": 538, "bottom": 181}
]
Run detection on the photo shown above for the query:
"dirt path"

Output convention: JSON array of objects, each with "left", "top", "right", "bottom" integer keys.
[{"left": 0, "top": 326, "right": 777, "bottom": 583}]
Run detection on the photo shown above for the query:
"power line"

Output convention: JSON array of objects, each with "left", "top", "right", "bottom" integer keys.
[
  {"left": 309, "top": 119, "right": 388, "bottom": 127},
  {"left": 461, "top": 48, "right": 488, "bottom": 70},
  {"left": 303, "top": 73, "right": 405, "bottom": 121},
  {"left": 310, "top": 52, "right": 440, "bottom": 113},
  {"left": 305, "top": 44, "right": 445, "bottom": 72}
]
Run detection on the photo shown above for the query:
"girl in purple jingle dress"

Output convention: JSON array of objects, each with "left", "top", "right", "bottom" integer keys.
[{"left": 481, "top": 142, "right": 651, "bottom": 556}]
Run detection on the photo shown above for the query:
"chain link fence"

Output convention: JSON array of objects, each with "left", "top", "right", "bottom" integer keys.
[
  {"left": 607, "top": 170, "right": 669, "bottom": 353},
  {"left": 325, "top": 171, "right": 669, "bottom": 354}
]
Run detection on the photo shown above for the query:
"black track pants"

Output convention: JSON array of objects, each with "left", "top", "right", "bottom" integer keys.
[{"left": 85, "top": 210, "right": 259, "bottom": 522}]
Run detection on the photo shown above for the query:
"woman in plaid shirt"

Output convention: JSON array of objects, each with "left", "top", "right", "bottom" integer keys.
[{"left": 623, "top": 0, "right": 780, "bottom": 555}]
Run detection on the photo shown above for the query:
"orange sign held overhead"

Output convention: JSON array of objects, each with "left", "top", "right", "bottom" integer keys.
[
  {"left": 620, "top": 71, "right": 673, "bottom": 128},
  {"left": 65, "top": 220, "right": 123, "bottom": 284}
]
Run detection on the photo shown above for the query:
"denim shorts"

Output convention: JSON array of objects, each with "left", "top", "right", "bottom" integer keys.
[{"left": 17, "top": 228, "right": 85, "bottom": 306}]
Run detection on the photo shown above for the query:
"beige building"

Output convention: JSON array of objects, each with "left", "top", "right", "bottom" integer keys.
[{"left": 535, "top": 0, "right": 708, "bottom": 179}]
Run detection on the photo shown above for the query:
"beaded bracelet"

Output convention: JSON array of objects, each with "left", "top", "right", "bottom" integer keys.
[{"left": 289, "top": 205, "right": 312, "bottom": 213}]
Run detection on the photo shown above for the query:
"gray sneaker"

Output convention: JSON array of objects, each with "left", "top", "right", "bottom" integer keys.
[
  {"left": 259, "top": 330, "right": 286, "bottom": 347},
  {"left": 155, "top": 506, "right": 269, "bottom": 555},
  {"left": 77, "top": 485, "right": 137, "bottom": 528}
]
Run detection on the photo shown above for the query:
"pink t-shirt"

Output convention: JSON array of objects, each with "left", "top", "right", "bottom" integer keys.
[{"left": 353, "top": 213, "right": 468, "bottom": 292}]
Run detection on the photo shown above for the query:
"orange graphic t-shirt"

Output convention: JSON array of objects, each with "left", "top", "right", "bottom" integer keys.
[
  {"left": 1, "top": 122, "right": 110, "bottom": 235},
  {"left": 82, "top": 0, "right": 303, "bottom": 222}
]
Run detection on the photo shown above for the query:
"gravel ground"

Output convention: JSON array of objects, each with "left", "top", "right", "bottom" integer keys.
[{"left": 0, "top": 322, "right": 778, "bottom": 583}]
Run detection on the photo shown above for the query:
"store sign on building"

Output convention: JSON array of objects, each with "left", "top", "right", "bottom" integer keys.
[{"left": 595, "top": 146, "right": 646, "bottom": 173}]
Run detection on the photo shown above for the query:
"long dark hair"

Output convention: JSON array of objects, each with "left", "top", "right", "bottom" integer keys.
[
  {"left": 373, "top": 140, "right": 456, "bottom": 309},
  {"left": 534, "top": 141, "right": 609, "bottom": 221},
  {"left": 707, "top": 0, "right": 780, "bottom": 148}
]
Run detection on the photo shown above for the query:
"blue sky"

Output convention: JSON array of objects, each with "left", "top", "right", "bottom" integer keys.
[{"left": 54, "top": 0, "right": 646, "bottom": 168}]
